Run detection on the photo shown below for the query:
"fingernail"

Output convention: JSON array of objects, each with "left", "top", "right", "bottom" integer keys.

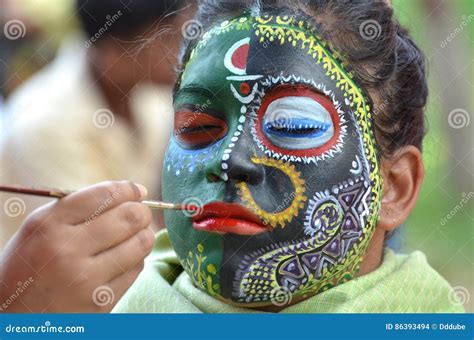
[{"left": 135, "top": 184, "right": 148, "bottom": 199}]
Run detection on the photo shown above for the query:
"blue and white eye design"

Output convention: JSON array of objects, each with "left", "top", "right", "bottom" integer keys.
[{"left": 262, "top": 96, "right": 335, "bottom": 150}]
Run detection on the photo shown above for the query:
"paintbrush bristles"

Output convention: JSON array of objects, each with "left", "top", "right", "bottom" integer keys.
[{"left": 141, "top": 200, "right": 183, "bottom": 210}]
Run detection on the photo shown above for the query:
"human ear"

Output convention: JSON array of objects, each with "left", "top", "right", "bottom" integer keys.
[{"left": 378, "top": 146, "right": 424, "bottom": 231}]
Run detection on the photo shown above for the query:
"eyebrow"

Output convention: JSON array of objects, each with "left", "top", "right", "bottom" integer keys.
[
  {"left": 177, "top": 103, "right": 224, "bottom": 118},
  {"left": 174, "top": 83, "right": 217, "bottom": 100},
  {"left": 271, "top": 82, "right": 327, "bottom": 98}
]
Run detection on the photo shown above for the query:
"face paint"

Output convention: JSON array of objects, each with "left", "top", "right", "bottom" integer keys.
[{"left": 163, "top": 13, "right": 383, "bottom": 306}]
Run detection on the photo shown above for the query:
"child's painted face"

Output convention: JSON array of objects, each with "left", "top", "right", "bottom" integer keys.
[{"left": 163, "top": 14, "right": 383, "bottom": 306}]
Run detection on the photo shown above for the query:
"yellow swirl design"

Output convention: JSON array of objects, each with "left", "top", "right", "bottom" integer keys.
[{"left": 237, "top": 155, "right": 307, "bottom": 228}]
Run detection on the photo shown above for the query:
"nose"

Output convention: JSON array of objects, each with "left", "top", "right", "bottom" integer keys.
[{"left": 224, "top": 131, "right": 265, "bottom": 186}]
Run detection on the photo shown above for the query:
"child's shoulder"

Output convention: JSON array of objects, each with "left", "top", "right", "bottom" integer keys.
[{"left": 366, "top": 248, "right": 465, "bottom": 313}]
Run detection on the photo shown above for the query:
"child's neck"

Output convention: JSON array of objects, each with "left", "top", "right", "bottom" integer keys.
[{"left": 357, "top": 227, "right": 385, "bottom": 277}]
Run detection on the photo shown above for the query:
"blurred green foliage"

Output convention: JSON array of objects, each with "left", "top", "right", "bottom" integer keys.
[{"left": 393, "top": 0, "right": 473, "bottom": 311}]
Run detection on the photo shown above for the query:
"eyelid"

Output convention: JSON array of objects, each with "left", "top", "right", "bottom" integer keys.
[
  {"left": 270, "top": 84, "right": 326, "bottom": 98},
  {"left": 175, "top": 103, "right": 224, "bottom": 119},
  {"left": 264, "top": 95, "right": 333, "bottom": 123},
  {"left": 175, "top": 109, "right": 225, "bottom": 128},
  {"left": 174, "top": 109, "right": 228, "bottom": 149}
]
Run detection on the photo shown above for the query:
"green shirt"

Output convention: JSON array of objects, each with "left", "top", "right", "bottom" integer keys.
[{"left": 113, "top": 230, "right": 464, "bottom": 313}]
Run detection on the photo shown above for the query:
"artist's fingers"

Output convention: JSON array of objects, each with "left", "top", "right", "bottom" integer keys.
[
  {"left": 81, "top": 202, "right": 152, "bottom": 255},
  {"left": 95, "top": 227, "right": 154, "bottom": 281},
  {"left": 54, "top": 181, "right": 147, "bottom": 225}
]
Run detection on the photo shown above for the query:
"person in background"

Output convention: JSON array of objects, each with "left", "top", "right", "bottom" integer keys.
[{"left": 0, "top": 0, "right": 194, "bottom": 247}]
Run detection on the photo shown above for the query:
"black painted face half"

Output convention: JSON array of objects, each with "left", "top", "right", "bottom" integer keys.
[{"left": 163, "top": 14, "right": 383, "bottom": 306}]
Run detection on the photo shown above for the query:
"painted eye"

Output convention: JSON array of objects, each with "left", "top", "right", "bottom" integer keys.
[
  {"left": 262, "top": 96, "right": 334, "bottom": 150},
  {"left": 255, "top": 85, "right": 340, "bottom": 155},
  {"left": 174, "top": 109, "right": 228, "bottom": 149}
]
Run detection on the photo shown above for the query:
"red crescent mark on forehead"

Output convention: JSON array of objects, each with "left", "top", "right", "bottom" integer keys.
[
  {"left": 224, "top": 38, "right": 251, "bottom": 75},
  {"left": 231, "top": 43, "right": 249, "bottom": 71}
]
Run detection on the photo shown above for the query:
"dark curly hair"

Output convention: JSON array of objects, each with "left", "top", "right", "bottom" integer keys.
[
  {"left": 176, "top": 0, "right": 428, "bottom": 157},
  {"left": 76, "top": 0, "right": 186, "bottom": 40}
]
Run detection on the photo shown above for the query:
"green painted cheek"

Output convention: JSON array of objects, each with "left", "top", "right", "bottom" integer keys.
[
  {"left": 162, "top": 103, "right": 247, "bottom": 297},
  {"left": 162, "top": 140, "right": 227, "bottom": 295},
  {"left": 162, "top": 105, "right": 246, "bottom": 284}
]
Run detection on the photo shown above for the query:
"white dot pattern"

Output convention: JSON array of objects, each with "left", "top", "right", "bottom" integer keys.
[{"left": 220, "top": 105, "right": 247, "bottom": 181}]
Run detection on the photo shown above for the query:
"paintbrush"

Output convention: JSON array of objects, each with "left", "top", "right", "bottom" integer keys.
[{"left": 0, "top": 184, "right": 194, "bottom": 211}]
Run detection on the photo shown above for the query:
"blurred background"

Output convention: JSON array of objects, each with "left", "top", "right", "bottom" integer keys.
[
  {"left": 0, "top": 0, "right": 195, "bottom": 242},
  {"left": 392, "top": 0, "right": 473, "bottom": 313},
  {"left": 0, "top": 0, "right": 472, "bottom": 312}
]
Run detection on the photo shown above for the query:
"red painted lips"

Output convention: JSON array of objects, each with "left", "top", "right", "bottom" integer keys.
[{"left": 192, "top": 202, "right": 270, "bottom": 235}]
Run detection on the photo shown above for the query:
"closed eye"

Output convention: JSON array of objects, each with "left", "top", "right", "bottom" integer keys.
[
  {"left": 255, "top": 85, "right": 342, "bottom": 156},
  {"left": 260, "top": 94, "right": 336, "bottom": 151},
  {"left": 264, "top": 118, "right": 331, "bottom": 138},
  {"left": 174, "top": 109, "right": 228, "bottom": 149},
  {"left": 180, "top": 125, "right": 224, "bottom": 134}
]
